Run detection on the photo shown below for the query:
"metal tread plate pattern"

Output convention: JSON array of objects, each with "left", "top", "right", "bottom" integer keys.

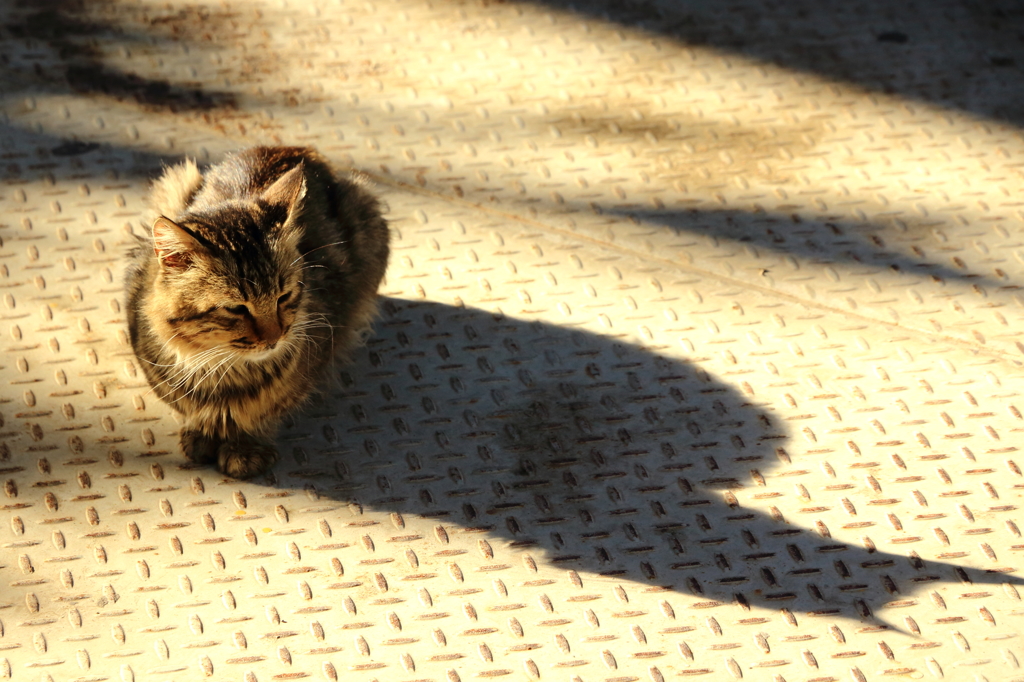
[{"left": 0, "top": 0, "right": 1022, "bottom": 681}]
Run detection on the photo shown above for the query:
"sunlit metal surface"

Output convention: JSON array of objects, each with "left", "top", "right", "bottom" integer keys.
[{"left": 0, "top": 0, "right": 1022, "bottom": 680}]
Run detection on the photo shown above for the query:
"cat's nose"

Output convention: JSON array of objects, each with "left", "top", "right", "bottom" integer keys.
[{"left": 255, "top": 316, "right": 283, "bottom": 348}]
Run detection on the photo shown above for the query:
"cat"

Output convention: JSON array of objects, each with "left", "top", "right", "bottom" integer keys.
[{"left": 125, "top": 146, "right": 390, "bottom": 478}]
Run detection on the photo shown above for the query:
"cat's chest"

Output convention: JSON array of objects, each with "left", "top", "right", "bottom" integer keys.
[{"left": 164, "top": 353, "right": 309, "bottom": 433}]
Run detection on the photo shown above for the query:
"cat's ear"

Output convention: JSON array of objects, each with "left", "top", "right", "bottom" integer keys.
[
  {"left": 261, "top": 164, "right": 307, "bottom": 215},
  {"left": 152, "top": 217, "right": 205, "bottom": 271}
]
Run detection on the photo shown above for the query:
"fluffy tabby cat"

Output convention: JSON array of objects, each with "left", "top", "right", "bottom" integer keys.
[{"left": 126, "top": 146, "right": 390, "bottom": 478}]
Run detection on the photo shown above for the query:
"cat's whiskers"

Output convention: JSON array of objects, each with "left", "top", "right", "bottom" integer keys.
[
  {"left": 164, "top": 359, "right": 225, "bottom": 397},
  {"left": 147, "top": 346, "right": 234, "bottom": 399},
  {"left": 207, "top": 352, "right": 245, "bottom": 395},
  {"left": 290, "top": 240, "right": 349, "bottom": 267},
  {"left": 174, "top": 347, "right": 230, "bottom": 382},
  {"left": 141, "top": 332, "right": 184, "bottom": 367},
  {"left": 170, "top": 350, "right": 239, "bottom": 403},
  {"left": 285, "top": 315, "right": 322, "bottom": 360},
  {"left": 289, "top": 328, "right": 331, "bottom": 360},
  {"left": 143, "top": 348, "right": 218, "bottom": 397},
  {"left": 293, "top": 313, "right": 335, "bottom": 346},
  {"left": 292, "top": 311, "right": 339, "bottom": 378},
  {"left": 284, "top": 313, "right": 319, "bottom": 339},
  {"left": 142, "top": 358, "right": 183, "bottom": 368}
]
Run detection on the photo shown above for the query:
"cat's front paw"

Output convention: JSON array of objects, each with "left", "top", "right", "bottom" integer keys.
[
  {"left": 217, "top": 435, "right": 279, "bottom": 479},
  {"left": 181, "top": 429, "right": 221, "bottom": 464}
]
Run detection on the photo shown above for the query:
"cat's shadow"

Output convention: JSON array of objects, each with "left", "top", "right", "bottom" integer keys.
[{"left": 257, "top": 297, "right": 1019, "bottom": 626}]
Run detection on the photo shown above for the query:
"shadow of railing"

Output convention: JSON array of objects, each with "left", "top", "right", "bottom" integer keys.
[
  {"left": 530, "top": 0, "right": 1024, "bottom": 127},
  {"left": 3, "top": 0, "right": 1020, "bottom": 298},
  {"left": 6, "top": 0, "right": 237, "bottom": 113}
]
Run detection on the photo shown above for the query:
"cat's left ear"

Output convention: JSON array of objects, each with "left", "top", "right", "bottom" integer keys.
[
  {"left": 261, "top": 164, "right": 307, "bottom": 219},
  {"left": 152, "top": 217, "right": 206, "bottom": 271}
]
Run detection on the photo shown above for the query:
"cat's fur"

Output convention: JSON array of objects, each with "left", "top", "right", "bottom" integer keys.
[{"left": 126, "top": 146, "right": 390, "bottom": 478}]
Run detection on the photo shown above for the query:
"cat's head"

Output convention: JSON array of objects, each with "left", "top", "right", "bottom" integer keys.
[{"left": 144, "top": 165, "right": 309, "bottom": 360}]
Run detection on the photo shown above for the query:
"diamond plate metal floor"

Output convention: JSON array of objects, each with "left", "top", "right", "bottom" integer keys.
[{"left": 1, "top": 0, "right": 1023, "bottom": 681}]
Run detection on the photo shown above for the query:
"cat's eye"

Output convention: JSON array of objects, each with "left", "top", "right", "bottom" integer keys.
[
  {"left": 278, "top": 283, "right": 303, "bottom": 306},
  {"left": 224, "top": 304, "right": 248, "bottom": 316}
]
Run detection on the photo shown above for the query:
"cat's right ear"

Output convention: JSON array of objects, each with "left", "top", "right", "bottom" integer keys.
[
  {"left": 152, "top": 217, "right": 205, "bottom": 271},
  {"left": 261, "top": 164, "right": 307, "bottom": 215}
]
